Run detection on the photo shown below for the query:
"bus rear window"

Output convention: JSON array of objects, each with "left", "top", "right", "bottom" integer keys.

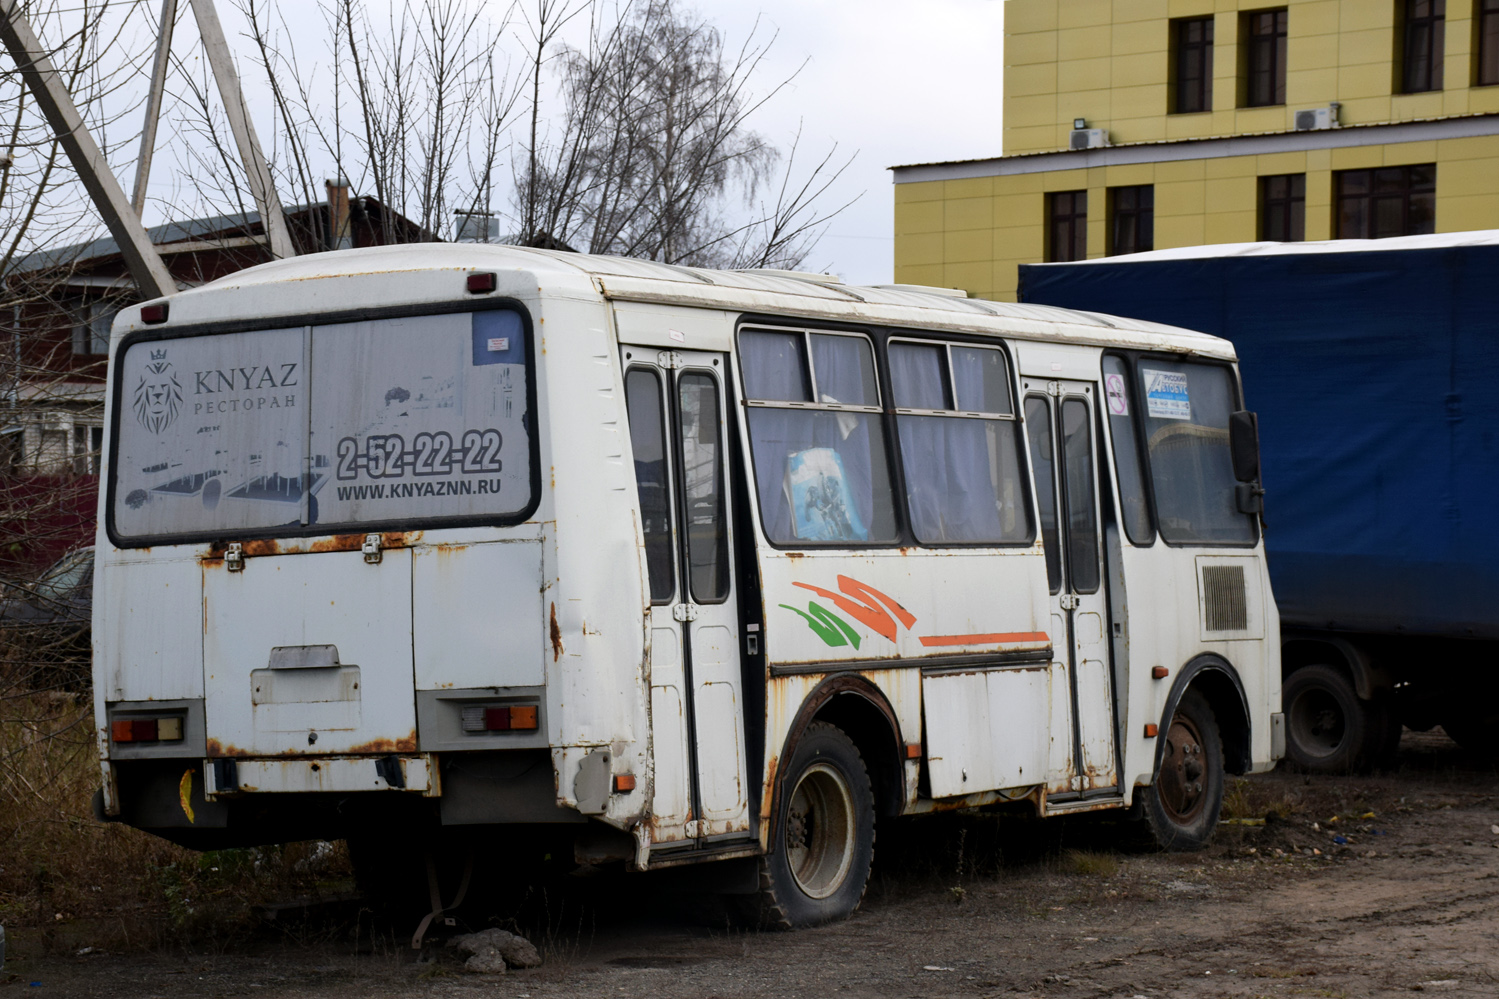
[{"left": 110, "top": 309, "right": 533, "bottom": 541}]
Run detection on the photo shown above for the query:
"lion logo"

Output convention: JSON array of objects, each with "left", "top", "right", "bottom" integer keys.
[{"left": 134, "top": 349, "right": 183, "bottom": 434}]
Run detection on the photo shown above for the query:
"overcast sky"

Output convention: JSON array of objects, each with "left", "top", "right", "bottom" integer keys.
[
  {"left": 696, "top": 0, "right": 1006, "bottom": 283},
  {"left": 152, "top": 0, "right": 1004, "bottom": 285}
]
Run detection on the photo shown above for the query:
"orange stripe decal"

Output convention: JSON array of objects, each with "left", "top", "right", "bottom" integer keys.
[{"left": 918, "top": 632, "right": 1051, "bottom": 647}]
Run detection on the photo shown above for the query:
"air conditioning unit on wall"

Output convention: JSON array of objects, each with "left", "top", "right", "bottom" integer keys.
[
  {"left": 1069, "top": 128, "right": 1109, "bottom": 150},
  {"left": 1294, "top": 103, "right": 1341, "bottom": 131}
]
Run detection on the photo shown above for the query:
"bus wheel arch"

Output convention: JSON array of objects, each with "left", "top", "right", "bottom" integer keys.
[
  {"left": 772, "top": 675, "right": 904, "bottom": 824},
  {"left": 1159, "top": 655, "right": 1251, "bottom": 777}
]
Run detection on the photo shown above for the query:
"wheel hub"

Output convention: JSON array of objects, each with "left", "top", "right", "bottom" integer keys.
[
  {"left": 1159, "top": 715, "right": 1208, "bottom": 824},
  {"left": 784, "top": 762, "right": 855, "bottom": 900}
]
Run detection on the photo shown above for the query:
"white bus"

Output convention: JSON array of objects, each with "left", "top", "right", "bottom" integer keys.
[{"left": 93, "top": 245, "right": 1282, "bottom": 928}]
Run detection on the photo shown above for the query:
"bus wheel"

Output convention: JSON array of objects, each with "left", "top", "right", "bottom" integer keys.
[
  {"left": 1140, "top": 689, "right": 1224, "bottom": 852},
  {"left": 754, "top": 721, "right": 874, "bottom": 928},
  {"left": 1282, "top": 664, "right": 1368, "bottom": 773}
]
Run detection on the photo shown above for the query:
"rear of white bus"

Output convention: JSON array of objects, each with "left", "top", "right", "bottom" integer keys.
[{"left": 91, "top": 275, "right": 557, "bottom": 848}]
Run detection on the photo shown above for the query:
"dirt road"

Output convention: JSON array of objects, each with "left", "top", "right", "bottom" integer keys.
[{"left": 7, "top": 730, "right": 1498, "bottom": 998}]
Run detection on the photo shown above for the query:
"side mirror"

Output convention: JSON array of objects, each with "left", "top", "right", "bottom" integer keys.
[{"left": 1228, "top": 410, "right": 1260, "bottom": 483}]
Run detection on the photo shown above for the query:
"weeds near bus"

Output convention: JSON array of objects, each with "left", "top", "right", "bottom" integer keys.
[{"left": 1059, "top": 850, "right": 1119, "bottom": 878}]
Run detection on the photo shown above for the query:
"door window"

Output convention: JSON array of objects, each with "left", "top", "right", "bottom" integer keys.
[
  {"left": 625, "top": 368, "right": 675, "bottom": 604},
  {"left": 1060, "top": 398, "right": 1101, "bottom": 594},
  {"left": 1101, "top": 356, "right": 1154, "bottom": 545},
  {"left": 677, "top": 372, "right": 730, "bottom": 603},
  {"left": 1024, "top": 396, "right": 1062, "bottom": 594}
]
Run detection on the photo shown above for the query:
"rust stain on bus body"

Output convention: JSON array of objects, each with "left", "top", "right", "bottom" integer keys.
[
  {"left": 205, "top": 732, "right": 417, "bottom": 758},
  {"left": 550, "top": 602, "right": 564, "bottom": 661},
  {"left": 202, "top": 532, "right": 424, "bottom": 562}
]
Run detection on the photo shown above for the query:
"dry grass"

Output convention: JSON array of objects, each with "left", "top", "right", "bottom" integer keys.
[
  {"left": 1058, "top": 849, "right": 1118, "bottom": 878},
  {"left": 1, "top": 684, "right": 355, "bottom": 951}
]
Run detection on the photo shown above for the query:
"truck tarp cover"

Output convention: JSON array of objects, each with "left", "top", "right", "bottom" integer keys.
[{"left": 1020, "top": 243, "right": 1499, "bottom": 640}]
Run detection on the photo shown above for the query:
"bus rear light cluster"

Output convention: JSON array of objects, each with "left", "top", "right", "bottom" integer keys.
[
  {"left": 461, "top": 704, "right": 539, "bottom": 733},
  {"left": 111, "top": 717, "right": 183, "bottom": 743}
]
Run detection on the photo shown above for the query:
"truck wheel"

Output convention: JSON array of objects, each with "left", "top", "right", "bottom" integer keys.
[
  {"left": 1283, "top": 664, "right": 1369, "bottom": 773},
  {"left": 1440, "top": 707, "right": 1499, "bottom": 760},
  {"left": 1139, "top": 689, "right": 1224, "bottom": 852},
  {"left": 750, "top": 721, "right": 874, "bottom": 928}
]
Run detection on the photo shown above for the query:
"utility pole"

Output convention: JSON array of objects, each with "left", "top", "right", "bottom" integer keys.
[
  {"left": 0, "top": 0, "right": 174, "bottom": 299},
  {"left": 132, "top": 0, "right": 177, "bottom": 216},
  {"left": 188, "top": 0, "right": 296, "bottom": 260}
]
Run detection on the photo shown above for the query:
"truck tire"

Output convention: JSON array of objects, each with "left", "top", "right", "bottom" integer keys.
[
  {"left": 1283, "top": 664, "right": 1370, "bottom": 773},
  {"left": 1440, "top": 707, "right": 1499, "bottom": 760},
  {"left": 1138, "top": 689, "right": 1224, "bottom": 852},
  {"left": 747, "top": 721, "right": 874, "bottom": 929}
]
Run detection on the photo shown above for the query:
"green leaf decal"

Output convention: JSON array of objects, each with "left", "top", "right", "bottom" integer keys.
[{"left": 778, "top": 601, "right": 861, "bottom": 649}]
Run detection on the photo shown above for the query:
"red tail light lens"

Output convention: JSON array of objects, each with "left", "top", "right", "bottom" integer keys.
[
  {"left": 460, "top": 703, "right": 540, "bottom": 733},
  {"left": 110, "top": 717, "right": 182, "bottom": 743}
]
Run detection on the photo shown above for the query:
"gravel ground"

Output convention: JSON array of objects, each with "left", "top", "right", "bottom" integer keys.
[{"left": 7, "top": 728, "right": 1498, "bottom": 998}]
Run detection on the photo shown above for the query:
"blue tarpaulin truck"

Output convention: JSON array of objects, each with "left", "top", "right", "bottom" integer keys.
[{"left": 1019, "top": 232, "right": 1499, "bottom": 772}]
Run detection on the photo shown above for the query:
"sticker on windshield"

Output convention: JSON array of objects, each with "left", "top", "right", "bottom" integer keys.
[
  {"left": 1142, "top": 368, "right": 1190, "bottom": 420},
  {"left": 1104, "top": 372, "right": 1129, "bottom": 416}
]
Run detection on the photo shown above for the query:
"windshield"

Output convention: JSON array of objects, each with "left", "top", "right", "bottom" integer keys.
[
  {"left": 111, "top": 309, "right": 534, "bottom": 542},
  {"left": 36, "top": 549, "right": 93, "bottom": 598},
  {"left": 1137, "top": 360, "right": 1256, "bottom": 545}
]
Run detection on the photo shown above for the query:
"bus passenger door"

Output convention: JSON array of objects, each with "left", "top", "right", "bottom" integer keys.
[
  {"left": 623, "top": 349, "right": 751, "bottom": 846},
  {"left": 1023, "top": 380, "right": 1120, "bottom": 799}
]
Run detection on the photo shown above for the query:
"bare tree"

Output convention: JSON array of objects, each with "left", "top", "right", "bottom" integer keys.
[{"left": 516, "top": 0, "right": 856, "bottom": 270}]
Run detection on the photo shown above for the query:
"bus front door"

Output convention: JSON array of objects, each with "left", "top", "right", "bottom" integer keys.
[
  {"left": 623, "top": 349, "right": 751, "bottom": 847},
  {"left": 1024, "top": 380, "right": 1120, "bottom": 799}
]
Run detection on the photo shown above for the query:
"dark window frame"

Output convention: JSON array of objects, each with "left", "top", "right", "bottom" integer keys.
[
  {"left": 1100, "top": 354, "right": 1156, "bottom": 547},
  {"left": 1335, "top": 164, "right": 1437, "bottom": 239},
  {"left": 624, "top": 365, "right": 678, "bottom": 606},
  {"left": 1258, "top": 173, "right": 1306, "bottom": 241},
  {"left": 734, "top": 319, "right": 1037, "bottom": 552},
  {"left": 1242, "top": 8, "right": 1289, "bottom": 107},
  {"left": 1107, "top": 185, "right": 1155, "bottom": 256},
  {"left": 1046, "top": 190, "right": 1088, "bottom": 262},
  {"left": 1478, "top": 0, "right": 1499, "bottom": 86},
  {"left": 1104, "top": 351, "right": 1260, "bottom": 550},
  {"left": 1171, "top": 16, "right": 1215, "bottom": 114},
  {"left": 1399, "top": 0, "right": 1446, "bottom": 94},
  {"left": 105, "top": 298, "right": 543, "bottom": 550}
]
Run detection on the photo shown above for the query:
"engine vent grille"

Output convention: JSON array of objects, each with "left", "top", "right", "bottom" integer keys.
[{"left": 1202, "top": 565, "right": 1248, "bottom": 632}]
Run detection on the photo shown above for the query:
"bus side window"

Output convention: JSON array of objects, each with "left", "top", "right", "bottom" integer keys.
[
  {"left": 625, "top": 368, "right": 676, "bottom": 604},
  {"left": 1101, "top": 355, "right": 1154, "bottom": 544},
  {"left": 888, "top": 340, "right": 1032, "bottom": 546},
  {"left": 739, "top": 329, "right": 898, "bottom": 545}
]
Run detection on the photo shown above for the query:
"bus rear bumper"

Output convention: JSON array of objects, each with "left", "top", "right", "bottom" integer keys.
[{"left": 205, "top": 754, "right": 438, "bottom": 798}]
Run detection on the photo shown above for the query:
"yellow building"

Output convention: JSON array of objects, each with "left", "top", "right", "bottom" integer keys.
[{"left": 893, "top": 0, "right": 1499, "bottom": 300}]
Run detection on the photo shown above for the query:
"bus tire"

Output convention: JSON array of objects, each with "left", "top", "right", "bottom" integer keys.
[
  {"left": 1282, "top": 664, "right": 1368, "bottom": 773},
  {"left": 752, "top": 721, "right": 874, "bottom": 929},
  {"left": 1140, "top": 689, "right": 1224, "bottom": 852}
]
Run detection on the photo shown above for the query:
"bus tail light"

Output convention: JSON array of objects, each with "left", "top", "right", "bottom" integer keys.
[
  {"left": 461, "top": 704, "right": 540, "bottom": 733},
  {"left": 111, "top": 717, "right": 183, "bottom": 743}
]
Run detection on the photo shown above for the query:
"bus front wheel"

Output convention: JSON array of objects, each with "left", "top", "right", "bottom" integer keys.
[
  {"left": 752, "top": 721, "right": 874, "bottom": 928},
  {"left": 1139, "top": 689, "right": 1224, "bottom": 852}
]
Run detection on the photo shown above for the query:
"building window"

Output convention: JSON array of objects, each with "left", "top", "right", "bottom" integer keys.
[
  {"left": 1243, "top": 9, "right": 1288, "bottom": 107},
  {"left": 72, "top": 300, "right": 114, "bottom": 355},
  {"left": 1336, "top": 165, "right": 1436, "bottom": 238},
  {"left": 1259, "top": 174, "right": 1305, "bottom": 241},
  {"left": 1479, "top": 0, "right": 1499, "bottom": 86},
  {"left": 1108, "top": 186, "right": 1155, "bottom": 255},
  {"left": 1047, "top": 191, "right": 1088, "bottom": 262},
  {"left": 1400, "top": 0, "right": 1445, "bottom": 93},
  {"left": 1171, "top": 17, "right": 1214, "bottom": 113},
  {"left": 73, "top": 425, "right": 104, "bottom": 476}
]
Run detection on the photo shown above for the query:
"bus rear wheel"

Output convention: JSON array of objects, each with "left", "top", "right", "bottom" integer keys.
[
  {"left": 1139, "top": 689, "right": 1224, "bottom": 852},
  {"left": 750, "top": 721, "right": 874, "bottom": 928},
  {"left": 1282, "top": 664, "right": 1369, "bottom": 773}
]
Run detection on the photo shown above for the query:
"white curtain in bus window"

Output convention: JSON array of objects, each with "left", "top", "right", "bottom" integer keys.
[
  {"left": 740, "top": 330, "right": 897, "bottom": 545},
  {"left": 112, "top": 327, "right": 308, "bottom": 538},
  {"left": 309, "top": 311, "right": 531, "bottom": 526},
  {"left": 1137, "top": 361, "right": 1256, "bottom": 544},
  {"left": 889, "top": 341, "right": 1031, "bottom": 545}
]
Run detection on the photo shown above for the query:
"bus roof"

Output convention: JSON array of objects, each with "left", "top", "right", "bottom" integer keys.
[{"left": 157, "top": 244, "right": 1238, "bottom": 361}]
